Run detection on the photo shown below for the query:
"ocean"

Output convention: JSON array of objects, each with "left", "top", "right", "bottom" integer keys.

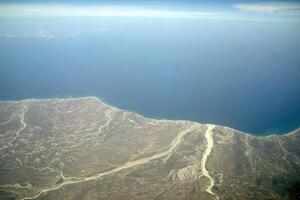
[{"left": 0, "top": 17, "right": 299, "bottom": 135}]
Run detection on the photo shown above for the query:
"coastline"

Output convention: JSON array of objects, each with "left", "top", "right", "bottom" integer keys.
[{"left": 0, "top": 96, "right": 299, "bottom": 137}]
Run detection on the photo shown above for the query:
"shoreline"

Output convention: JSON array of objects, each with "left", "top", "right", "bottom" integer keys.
[{"left": 0, "top": 96, "right": 299, "bottom": 137}]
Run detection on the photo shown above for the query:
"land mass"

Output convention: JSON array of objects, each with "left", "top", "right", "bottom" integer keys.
[{"left": 0, "top": 97, "right": 299, "bottom": 200}]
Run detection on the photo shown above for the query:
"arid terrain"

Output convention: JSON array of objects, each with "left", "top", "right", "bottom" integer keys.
[{"left": 0, "top": 97, "right": 299, "bottom": 200}]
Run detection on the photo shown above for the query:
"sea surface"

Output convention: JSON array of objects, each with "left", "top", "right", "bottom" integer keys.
[{"left": 0, "top": 17, "right": 299, "bottom": 135}]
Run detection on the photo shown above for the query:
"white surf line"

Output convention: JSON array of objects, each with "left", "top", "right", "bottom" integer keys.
[
  {"left": 201, "top": 125, "right": 219, "bottom": 199},
  {"left": 21, "top": 123, "right": 198, "bottom": 200}
]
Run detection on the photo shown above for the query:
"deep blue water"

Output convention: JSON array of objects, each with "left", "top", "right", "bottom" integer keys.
[{"left": 0, "top": 17, "right": 299, "bottom": 135}]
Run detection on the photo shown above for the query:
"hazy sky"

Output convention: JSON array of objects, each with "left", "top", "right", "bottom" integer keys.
[{"left": 0, "top": 0, "right": 300, "bottom": 22}]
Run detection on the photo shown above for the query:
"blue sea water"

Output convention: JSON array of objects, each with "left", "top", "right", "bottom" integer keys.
[{"left": 0, "top": 17, "right": 299, "bottom": 135}]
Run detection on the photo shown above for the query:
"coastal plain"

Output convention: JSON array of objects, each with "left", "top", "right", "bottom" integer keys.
[{"left": 0, "top": 97, "right": 299, "bottom": 200}]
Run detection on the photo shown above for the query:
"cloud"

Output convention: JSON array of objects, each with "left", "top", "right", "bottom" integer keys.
[
  {"left": 234, "top": 2, "right": 300, "bottom": 14},
  {"left": 0, "top": 4, "right": 229, "bottom": 19},
  {"left": 0, "top": 3, "right": 299, "bottom": 22},
  {"left": 0, "top": 30, "right": 80, "bottom": 39}
]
